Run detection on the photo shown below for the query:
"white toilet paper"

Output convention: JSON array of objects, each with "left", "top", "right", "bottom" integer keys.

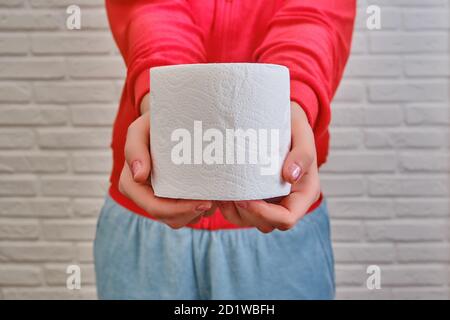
[{"left": 150, "top": 63, "right": 291, "bottom": 200}]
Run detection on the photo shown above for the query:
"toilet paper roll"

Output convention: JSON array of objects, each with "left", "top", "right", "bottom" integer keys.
[{"left": 150, "top": 63, "right": 291, "bottom": 200}]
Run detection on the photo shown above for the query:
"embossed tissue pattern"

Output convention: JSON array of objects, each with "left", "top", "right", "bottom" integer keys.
[{"left": 150, "top": 63, "right": 291, "bottom": 200}]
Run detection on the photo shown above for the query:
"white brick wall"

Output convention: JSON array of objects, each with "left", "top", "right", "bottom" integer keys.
[{"left": 0, "top": 0, "right": 448, "bottom": 300}]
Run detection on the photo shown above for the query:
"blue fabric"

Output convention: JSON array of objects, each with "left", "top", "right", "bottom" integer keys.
[{"left": 94, "top": 196, "right": 335, "bottom": 300}]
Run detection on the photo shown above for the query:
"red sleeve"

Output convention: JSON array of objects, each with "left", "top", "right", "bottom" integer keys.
[
  {"left": 253, "top": 0, "right": 356, "bottom": 139},
  {"left": 105, "top": 0, "right": 207, "bottom": 114}
]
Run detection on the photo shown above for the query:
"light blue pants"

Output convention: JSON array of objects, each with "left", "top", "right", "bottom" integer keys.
[{"left": 94, "top": 196, "right": 335, "bottom": 300}]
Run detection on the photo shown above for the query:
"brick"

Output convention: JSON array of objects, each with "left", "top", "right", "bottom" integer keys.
[
  {"left": 76, "top": 243, "right": 94, "bottom": 262},
  {"left": 381, "top": 266, "right": 448, "bottom": 286},
  {"left": 72, "top": 153, "right": 111, "bottom": 173},
  {"left": 399, "top": 153, "right": 449, "bottom": 172},
  {"left": 0, "top": 35, "right": 28, "bottom": 55},
  {"left": 31, "top": 34, "right": 112, "bottom": 54},
  {"left": 369, "top": 0, "right": 448, "bottom": 6},
  {"left": 0, "top": 12, "right": 61, "bottom": 30},
  {"left": 336, "top": 288, "right": 393, "bottom": 300},
  {"left": 0, "top": 105, "right": 67, "bottom": 125},
  {"left": 394, "top": 199, "right": 449, "bottom": 218},
  {"left": 333, "top": 82, "right": 365, "bottom": 102},
  {"left": 391, "top": 288, "right": 449, "bottom": 300},
  {"left": 67, "top": 57, "right": 125, "bottom": 79},
  {"left": 0, "top": 198, "right": 71, "bottom": 218},
  {"left": 73, "top": 199, "right": 104, "bottom": 217},
  {"left": 0, "top": 58, "right": 65, "bottom": 79},
  {"left": 42, "top": 220, "right": 96, "bottom": 241},
  {"left": 334, "top": 244, "right": 395, "bottom": 263},
  {"left": 366, "top": 220, "right": 448, "bottom": 241},
  {"left": 344, "top": 57, "right": 402, "bottom": 77},
  {"left": 70, "top": 105, "right": 116, "bottom": 126},
  {"left": 2, "top": 287, "right": 97, "bottom": 300},
  {"left": 80, "top": 11, "right": 110, "bottom": 30},
  {"left": 327, "top": 199, "right": 393, "bottom": 219},
  {"left": 350, "top": 33, "right": 368, "bottom": 54},
  {"left": 0, "top": 177, "right": 37, "bottom": 196},
  {"left": 404, "top": 57, "right": 449, "bottom": 77},
  {"left": 0, "top": 219, "right": 39, "bottom": 240},
  {"left": 396, "top": 244, "right": 450, "bottom": 262},
  {"left": 369, "top": 176, "right": 448, "bottom": 197},
  {"left": 0, "top": 153, "right": 68, "bottom": 173},
  {"left": 321, "top": 176, "right": 366, "bottom": 196},
  {"left": 30, "top": 0, "right": 104, "bottom": 7},
  {"left": 44, "top": 264, "right": 95, "bottom": 285},
  {"left": 330, "top": 105, "right": 364, "bottom": 127},
  {"left": 403, "top": 10, "right": 450, "bottom": 30},
  {"left": 113, "top": 80, "right": 124, "bottom": 99},
  {"left": 41, "top": 177, "right": 108, "bottom": 197},
  {"left": 339, "top": 265, "right": 449, "bottom": 294},
  {"left": 0, "top": 129, "right": 34, "bottom": 149},
  {"left": 0, "top": 83, "right": 30, "bottom": 102},
  {"left": 38, "top": 128, "right": 111, "bottom": 149},
  {"left": 0, "top": 266, "right": 41, "bottom": 286},
  {"left": 34, "top": 82, "right": 116, "bottom": 103},
  {"left": 369, "top": 33, "right": 448, "bottom": 53},
  {"left": 405, "top": 104, "right": 449, "bottom": 125},
  {"left": 0, "top": 243, "right": 76, "bottom": 262},
  {"left": 331, "top": 221, "right": 365, "bottom": 242},
  {"left": 0, "top": 0, "right": 24, "bottom": 7},
  {"left": 363, "top": 106, "right": 403, "bottom": 126},
  {"left": 329, "top": 128, "right": 363, "bottom": 149},
  {"left": 331, "top": 105, "right": 403, "bottom": 127},
  {"left": 335, "top": 266, "right": 367, "bottom": 286},
  {"left": 354, "top": 8, "right": 401, "bottom": 30},
  {"left": 322, "top": 152, "right": 397, "bottom": 173},
  {"left": 364, "top": 129, "right": 447, "bottom": 148},
  {"left": 369, "top": 81, "right": 448, "bottom": 102}
]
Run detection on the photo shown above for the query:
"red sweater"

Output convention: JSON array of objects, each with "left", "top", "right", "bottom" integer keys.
[{"left": 105, "top": 0, "right": 356, "bottom": 230}]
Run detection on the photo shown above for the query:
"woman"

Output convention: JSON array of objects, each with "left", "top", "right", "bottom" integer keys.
[{"left": 94, "top": 0, "right": 356, "bottom": 299}]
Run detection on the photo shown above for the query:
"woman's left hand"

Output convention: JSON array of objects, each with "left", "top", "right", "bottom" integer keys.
[{"left": 218, "top": 102, "right": 321, "bottom": 233}]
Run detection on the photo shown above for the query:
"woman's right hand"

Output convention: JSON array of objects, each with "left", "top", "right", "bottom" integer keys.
[{"left": 118, "top": 94, "right": 213, "bottom": 229}]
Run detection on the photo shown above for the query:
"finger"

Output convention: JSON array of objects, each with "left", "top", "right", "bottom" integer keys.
[
  {"left": 282, "top": 104, "right": 316, "bottom": 184},
  {"left": 237, "top": 200, "right": 294, "bottom": 231},
  {"left": 187, "top": 203, "right": 220, "bottom": 227},
  {"left": 217, "top": 201, "right": 249, "bottom": 227},
  {"left": 235, "top": 201, "right": 275, "bottom": 233},
  {"left": 202, "top": 203, "right": 218, "bottom": 217},
  {"left": 119, "top": 163, "right": 212, "bottom": 227},
  {"left": 188, "top": 215, "right": 202, "bottom": 225},
  {"left": 282, "top": 159, "right": 321, "bottom": 216},
  {"left": 140, "top": 93, "right": 150, "bottom": 114},
  {"left": 124, "top": 113, "right": 151, "bottom": 183}
]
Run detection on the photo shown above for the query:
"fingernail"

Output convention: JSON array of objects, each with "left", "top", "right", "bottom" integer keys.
[
  {"left": 236, "top": 201, "right": 248, "bottom": 209},
  {"left": 289, "top": 163, "right": 301, "bottom": 182},
  {"left": 195, "top": 204, "right": 209, "bottom": 213},
  {"left": 131, "top": 160, "right": 141, "bottom": 179}
]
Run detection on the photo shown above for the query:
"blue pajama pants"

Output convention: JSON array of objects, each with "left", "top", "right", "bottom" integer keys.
[{"left": 94, "top": 196, "right": 335, "bottom": 300}]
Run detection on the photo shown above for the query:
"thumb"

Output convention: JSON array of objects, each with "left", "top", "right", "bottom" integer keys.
[
  {"left": 283, "top": 103, "right": 316, "bottom": 184},
  {"left": 282, "top": 141, "right": 315, "bottom": 184},
  {"left": 124, "top": 112, "right": 151, "bottom": 183}
]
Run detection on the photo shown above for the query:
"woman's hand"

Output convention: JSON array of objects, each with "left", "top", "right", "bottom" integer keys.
[
  {"left": 219, "top": 102, "right": 321, "bottom": 233},
  {"left": 118, "top": 94, "right": 213, "bottom": 229}
]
